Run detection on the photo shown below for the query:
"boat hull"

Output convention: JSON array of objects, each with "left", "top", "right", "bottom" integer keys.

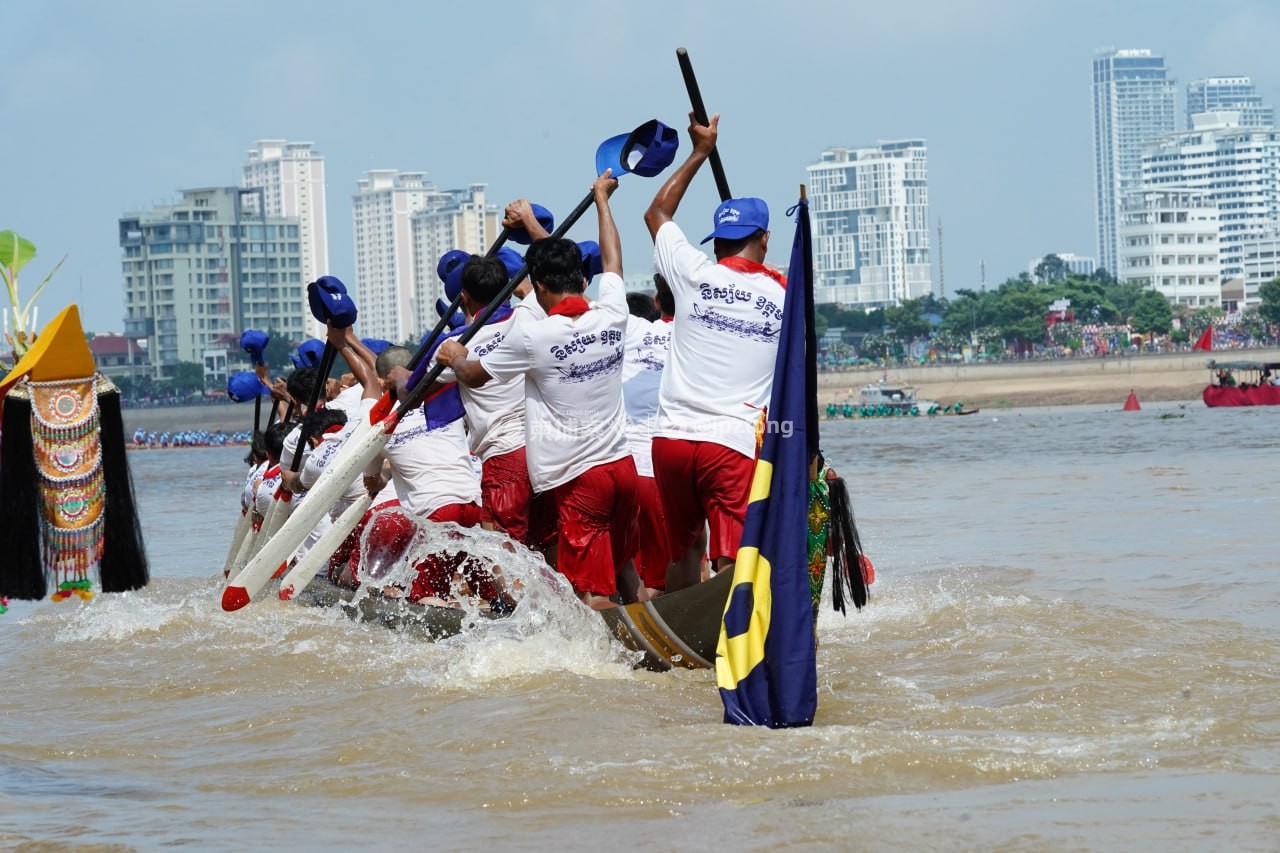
[
  {"left": 296, "top": 570, "right": 732, "bottom": 672},
  {"left": 1203, "top": 385, "right": 1280, "bottom": 407}
]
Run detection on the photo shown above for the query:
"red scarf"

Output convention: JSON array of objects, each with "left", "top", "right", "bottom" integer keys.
[
  {"left": 718, "top": 256, "right": 786, "bottom": 289},
  {"left": 548, "top": 296, "right": 591, "bottom": 318}
]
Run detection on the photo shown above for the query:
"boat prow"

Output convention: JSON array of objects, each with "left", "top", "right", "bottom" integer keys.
[{"left": 295, "top": 569, "right": 732, "bottom": 670}]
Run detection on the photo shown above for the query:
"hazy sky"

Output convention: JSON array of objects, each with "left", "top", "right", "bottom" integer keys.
[{"left": 7, "top": 0, "right": 1280, "bottom": 333}]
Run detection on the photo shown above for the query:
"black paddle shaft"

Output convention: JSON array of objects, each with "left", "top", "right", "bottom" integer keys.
[
  {"left": 676, "top": 47, "right": 732, "bottom": 202},
  {"left": 395, "top": 189, "right": 597, "bottom": 420},
  {"left": 405, "top": 227, "right": 514, "bottom": 371},
  {"left": 288, "top": 341, "right": 337, "bottom": 472}
]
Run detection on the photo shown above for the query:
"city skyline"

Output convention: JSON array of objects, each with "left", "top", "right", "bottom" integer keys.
[{"left": 8, "top": 1, "right": 1280, "bottom": 333}]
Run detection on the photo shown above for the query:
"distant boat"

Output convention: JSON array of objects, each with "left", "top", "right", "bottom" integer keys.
[
  {"left": 1202, "top": 359, "right": 1280, "bottom": 407},
  {"left": 825, "top": 382, "right": 978, "bottom": 418}
]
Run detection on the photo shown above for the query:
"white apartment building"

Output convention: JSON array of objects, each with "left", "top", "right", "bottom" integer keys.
[
  {"left": 1140, "top": 112, "right": 1280, "bottom": 278},
  {"left": 1117, "top": 189, "right": 1221, "bottom": 307},
  {"left": 1092, "top": 48, "right": 1177, "bottom": 276},
  {"left": 806, "top": 141, "right": 932, "bottom": 308},
  {"left": 409, "top": 184, "right": 499, "bottom": 334},
  {"left": 242, "top": 140, "right": 330, "bottom": 337},
  {"left": 1237, "top": 226, "right": 1280, "bottom": 307},
  {"left": 1186, "top": 77, "right": 1273, "bottom": 130},
  {"left": 352, "top": 171, "right": 442, "bottom": 343},
  {"left": 120, "top": 187, "right": 305, "bottom": 380}
]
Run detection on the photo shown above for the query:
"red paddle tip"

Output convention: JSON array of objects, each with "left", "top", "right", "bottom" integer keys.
[
  {"left": 278, "top": 584, "right": 296, "bottom": 601},
  {"left": 222, "top": 585, "right": 251, "bottom": 611}
]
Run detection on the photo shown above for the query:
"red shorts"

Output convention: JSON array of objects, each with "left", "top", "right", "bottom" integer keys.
[
  {"left": 481, "top": 446, "right": 533, "bottom": 544},
  {"left": 327, "top": 499, "right": 400, "bottom": 584},
  {"left": 651, "top": 437, "right": 753, "bottom": 562},
  {"left": 550, "top": 456, "right": 639, "bottom": 597},
  {"left": 409, "top": 501, "right": 495, "bottom": 602},
  {"left": 633, "top": 474, "right": 669, "bottom": 590}
]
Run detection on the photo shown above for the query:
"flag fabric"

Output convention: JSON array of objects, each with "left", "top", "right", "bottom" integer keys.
[
  {"left": 716, "top": 194, "right": 819, "bottom": 728},
  {"left": 1192, "top": 327, "right": 1213, "bottom": 352}
]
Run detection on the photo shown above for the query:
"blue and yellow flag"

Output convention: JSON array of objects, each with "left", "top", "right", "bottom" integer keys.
[{"left": 716, "top": 194, "right": 819, "bottom": 728}]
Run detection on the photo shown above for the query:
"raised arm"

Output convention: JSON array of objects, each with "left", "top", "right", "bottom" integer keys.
[
  {"left": 644, "top": 112, "right": 719, "bottom": 238},
  {"left": 594, "top": 170, "right": 622, "bottom": 276},
  {"left": 331, "top": 325, "right": 380, "bottom": 400},
  {"left": 504, "top": 199, "right": 551, "bottom": 242}
]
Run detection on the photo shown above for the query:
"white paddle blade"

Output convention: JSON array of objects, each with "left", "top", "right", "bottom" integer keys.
[
  {"left": 222, "top": 418, "right": 387, "bottom": 611},
  {"left": 277, "top": 494, "right": 372, "bottom": 601},
  {"left": 228, "top": 491, "right": 292, "bottom": 582},
  {"left": 222, "top": 511, "right": 253, "bottom": 578}
]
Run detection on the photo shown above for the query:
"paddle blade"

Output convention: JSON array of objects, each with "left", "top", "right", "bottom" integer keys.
[
  {"left": 222, "top": 417, "right": 384, "bottom": 610},
  {"left": 278, "top": 494, "right": 372, "bottom": 600}
]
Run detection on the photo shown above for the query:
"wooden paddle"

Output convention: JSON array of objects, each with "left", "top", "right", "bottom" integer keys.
[
  {"left": 676, "top": 47, "right": 732, "bottom": 202},
  {"left": 224, "top": 191, "right": 598, "bottom": 611}
]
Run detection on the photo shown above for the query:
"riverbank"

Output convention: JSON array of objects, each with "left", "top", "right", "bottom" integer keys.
[{"left": 817, "top": 348, "right": 1280, "bottom": 408}]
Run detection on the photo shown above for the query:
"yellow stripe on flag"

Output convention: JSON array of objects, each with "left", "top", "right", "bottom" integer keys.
[
  {"left": 715, "top": 547, "right": 773, "bottom": 691},
  {"left": 747, "top": 459, "right": 773, "bottom": 505}
]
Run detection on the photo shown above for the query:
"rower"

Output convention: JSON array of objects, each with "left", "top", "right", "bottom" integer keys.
[
  {"left": 622, "top": 279, "right": 673, "bottom": 599},
  {"left": 437, "top": 171, "right": 640, "bottom": 610},
  {"left": 643, "top": 112, "right": 785, "bottom": 591}
]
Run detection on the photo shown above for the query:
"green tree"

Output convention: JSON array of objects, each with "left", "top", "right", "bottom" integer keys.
[
  {"left": 171, "top": 361, "right": 205, "bottom": 394},
  {"left": 261, "top": 327, "right": 296, "bottom": 370},
  {"left": 884, "top": 297, "right": 933, "bottom": 340},
  {"left": 1129, "top": 290, "right": 1173, "bottom": 335},
  {"left": 1034, "top": 254, "right": 1067, "bottom": 284},
  {"left": 1258, "top": 277, "right": 1280, "bottom": 327}
]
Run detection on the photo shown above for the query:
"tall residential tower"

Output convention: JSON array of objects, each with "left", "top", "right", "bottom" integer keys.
[
  {"left": 806, "top": 141, "right": 932, "bottom": 308},
  {"left": 1186, "top": 77, "right": 1273, "bottom": 129},
  {"left": 1091, "top": 48, "right": 1177, "bottom": 276},
  {"left": 242, "top": 140, "right": 330, "bottom": 338}
]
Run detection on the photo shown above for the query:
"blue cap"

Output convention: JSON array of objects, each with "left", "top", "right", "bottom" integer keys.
[
  {"left": 435, "top": 299, "right": 466, "bottom": 329},
  {"left": 508, "top": 204, "right": 555, "bottom": 246},
  {"left": 577, "top": 241, "right": 603, "bottom": 281},
  {"left": 700, "top": 197, "right": 769, "bottom": 244},
  {"left": 361, "top": 338, "right": 393, "bottom": 355},
  {"left": 495, "top": 246, "right": 525, "bottom": 280},
  {"left": 291, "top": 338, "right": 325, "bottom": 369},
  {"left": 436, "top": 249, "right": 470, "bottom": 285},
  {"left": 596, "top": 119, "right": 679, "bottom": 179},
  {"left": 227, "top": 371, "right": 270, "bottom": 402}
]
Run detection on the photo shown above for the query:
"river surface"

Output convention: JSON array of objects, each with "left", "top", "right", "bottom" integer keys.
[{"left": 2, "top": 400, "right": 1278, "bottom": 851}]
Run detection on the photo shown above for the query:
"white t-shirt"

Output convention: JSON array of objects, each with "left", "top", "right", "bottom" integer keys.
[
  {"left": 652, "top": 220, "right": 784, "bottom": 459},
  {"left": 328, "top": 383, "right": 365, "bottom": 419},
  {"left": 622, "top": 316, "right": 671, "bottom": 478},
  {"left": 242, "top": 461, "right": 266, "bottom": 512},
  {"left": 301, "top": 397, "right": 376, "bottom": 510},
  {"left": 480, "top": 272, "right": 630, "bottom": 493},
  {"left": 254, "top": 464, "right": 283, "bottom": 517},
  {"left": 436, "top": 309, "right": 527, "bottom": 462},
  {"left": 365, "top": 404, "right": 480, "bottom": 517}
]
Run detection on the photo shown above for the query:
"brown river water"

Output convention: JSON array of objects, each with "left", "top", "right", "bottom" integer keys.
[{"left": 2, "top": 400, "right": 1278, "bottom": 851}]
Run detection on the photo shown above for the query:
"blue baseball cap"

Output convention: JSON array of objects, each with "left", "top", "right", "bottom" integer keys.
[
  {"left": 578, "top": 241, "right": 603, "bottom": 281},
  {"left": 291, "top": 338, "right": 325, "bottom": 369},
  {"left": 508, "top": 204, "right": 555, "bottom": 246},
  {"left": 700, "top": 197, "right": 769, "bottom": 244},
  {"left": 495, "top": 247, "right": 525, "bottom": 280},
  {"left": 227, "top": 371, "right": 270, "bottom": 402},
  {"left": 596, "top": 119, "right": 680, "bottom": 179},
  {"left": 361, "top": 338, "right": 393, "bottom": 355}
]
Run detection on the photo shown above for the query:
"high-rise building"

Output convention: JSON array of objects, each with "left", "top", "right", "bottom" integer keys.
[
  {"left": 1092, "top": 48, "right": 1177, "bottom": 276},
  {"left": 1117, "top": 189, "right": 1221, "bottom": 307},
  {"left": 352, "top": 173, "right": 500, "bottom": 343},
  {"left": 409, "top": 184, "right": 499, "bottom": 334},
  {"left": 242, "top": 140, "right": 330, "bottom": 337},
  {"left": 120, "top": 187, "right": 305, "bottom": 380},
  {"left": 1140, "top": 112, "right": 1280, "bottom": 279},
  {"left": 1186, "top": 77, "right": 1273, "bottom": 129},
  {"left": 806, "top": 141, "right": 932, "bottom": 308},
  {"left": 1234, "top": 226, "right": 1280, "bottom": 307}
]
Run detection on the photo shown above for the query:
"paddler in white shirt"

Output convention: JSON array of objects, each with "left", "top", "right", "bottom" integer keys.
[
  {"left": 643, "top": 113, "right": 785, "bottom": 591},
  {"left": 622, "top": 282, "right": 672, "bottom": 598},
  {"left": 436, "top": 171, "right": 641, "bottom": 610}
]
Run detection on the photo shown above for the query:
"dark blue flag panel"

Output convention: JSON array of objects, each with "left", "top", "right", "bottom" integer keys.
[{"left": 715, "top": 195, "right": 819, "bottom": 728}]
